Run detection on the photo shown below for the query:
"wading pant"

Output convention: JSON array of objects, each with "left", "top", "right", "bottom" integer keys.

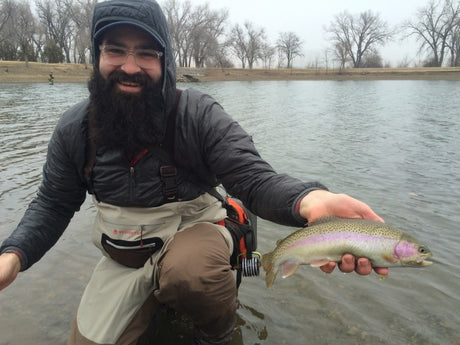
[{"left": 68, "top": 223, "right": 237, "bottom": 345}]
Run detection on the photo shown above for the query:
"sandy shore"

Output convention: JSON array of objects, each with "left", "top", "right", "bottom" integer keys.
[{"left": 0, "top": 61, "right": 459, "bottom": 83}]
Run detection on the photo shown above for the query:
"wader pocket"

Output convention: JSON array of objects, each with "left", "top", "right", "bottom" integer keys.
[{"left": 101, "top": 234, "right": 164, "bottom": 268}]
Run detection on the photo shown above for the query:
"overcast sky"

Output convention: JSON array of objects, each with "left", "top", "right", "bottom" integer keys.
[{"left": 183, "top": 0, "right": 428, "bottom": 67}]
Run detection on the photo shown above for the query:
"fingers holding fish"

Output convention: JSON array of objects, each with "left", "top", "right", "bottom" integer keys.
[
  {"left": 373, "top": 266, "right": 389, "bottom": 276},
  {"left": 319, "top": 261, "right": 336, "bottom": 274},
  {"left": 318, "top": 254, "right": 389, "bottom": 275}
]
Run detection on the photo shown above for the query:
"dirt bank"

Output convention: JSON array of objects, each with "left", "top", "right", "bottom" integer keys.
[
  {"left": 188, "top": 66, "right": 460, "bottom": 81},
  {"left": 1, "top": 61, "right": 459, "bottom": 83}
]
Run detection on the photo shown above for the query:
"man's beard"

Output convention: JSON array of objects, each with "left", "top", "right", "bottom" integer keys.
[{"left": 87, "top": 69, "right": 165, "bottom": 158}]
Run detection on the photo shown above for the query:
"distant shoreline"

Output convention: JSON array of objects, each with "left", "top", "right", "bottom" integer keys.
[{"left": 0, "top": 61, "right": 459, "bottom": 83}]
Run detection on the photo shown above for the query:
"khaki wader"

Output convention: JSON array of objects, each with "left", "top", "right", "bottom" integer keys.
[{"left": 68, "top": 194, "right": 237, "bottom": 345}]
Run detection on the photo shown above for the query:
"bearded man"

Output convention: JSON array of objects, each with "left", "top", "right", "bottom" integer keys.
[{"left": 0, "top": 1, "right": 387, "bottom": 344}]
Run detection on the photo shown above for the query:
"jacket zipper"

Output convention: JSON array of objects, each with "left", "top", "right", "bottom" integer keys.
[{"left": 129, "top": 148, "right": 149, "bottom": 201}]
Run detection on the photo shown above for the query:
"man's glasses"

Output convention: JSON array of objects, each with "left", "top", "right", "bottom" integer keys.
[{"left": 99, "top": 44, "right": 163, "bottom": 69}]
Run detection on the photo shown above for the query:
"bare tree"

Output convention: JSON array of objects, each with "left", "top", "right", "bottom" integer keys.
[
  {"left": 228, "top": 23, "right": 247, "bottom": 68},
  {"left": 191, "top": 27, "right": 218, "bottom": 67},
  {"left": 163, "top": 0, "right": 192, "bottom": 66},
  {"left": 332, "top": 41, "right": 349, "bottom": 70},
  {"left": 227, "top": 21, "right": 266, "bottom": 69},
  {"left": 277, "top": 31, "right": 303, "bottom": 69},
  {"left": 277, "top": 48, "right": 284, "bottom": 68},
  {"left": 0, "top": 0, "right": 35, "bottom": 62},
  {"left": 323, "top": 48, "right": 330, "bottom": 71},
  {"left": 404, "top": 0, "right": 460, "bottom": 67},
  {"left": 448, "top": 16, "right": 460, "bottom": 66},
  {"left": 0, "top": 0, "right": 14, "bottom": 59},
  {"left": 189, "top": 4, "right": 228, "bottom": 67},
  {"left": 0, "top": 0, "right": 13, "bottom": 40},
  {"left": 244, "top": 22, "right": 265, "bottom": 69},
  {"left": 163, "top": 0, "right": 228, "bottom": 67},
  {"left": 35, "top": 0, "right": 74, "bottom": 63},
  {"left": 65, "top": 0, "right": 96, "bottom": 66},
  {"left": 444, "top": 0, "right": 460, "bottom": 66},
  {"left": 325, "top": 10, "right": 392, "bottom": 68},
  {"left": 11, "top": 0, "right": 36, "bottom": 66},
  {"left": 206, "top": 43, "right": 233, "bottom": 68},
  {"left": 260, "top": 42, "right": 276, "bottom": 69},
  {"left": 32, "top": 21, "right": 48, "bottom": 62},
  {"left": 0, "top": 0, "right": 15, "bottom": 60},
  {"left": 361, "top": 50, "right": 383, "bottom": 67}
]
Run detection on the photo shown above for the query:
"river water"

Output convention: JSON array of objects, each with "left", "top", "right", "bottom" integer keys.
[{"left": 0, "top": 80, "right": 459, "bottom": 345}]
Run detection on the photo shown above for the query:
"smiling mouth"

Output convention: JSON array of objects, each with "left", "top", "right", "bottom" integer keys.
[{"left": 120, "top": 80, "right": 141, "bottom": 87}]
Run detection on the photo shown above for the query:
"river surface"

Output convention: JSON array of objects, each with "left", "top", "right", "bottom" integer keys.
[{"left": 0, "top": 80, "right": 459, "bottom": 345}]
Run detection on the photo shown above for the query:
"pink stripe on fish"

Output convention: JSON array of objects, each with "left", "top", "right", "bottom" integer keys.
[{"left": 286, "top": 232, "right": 394, "bottom": 249}]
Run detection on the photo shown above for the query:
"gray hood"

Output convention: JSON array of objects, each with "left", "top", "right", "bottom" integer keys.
[{"left": 91, "top": 0, "right": 176, "bottom": 124}]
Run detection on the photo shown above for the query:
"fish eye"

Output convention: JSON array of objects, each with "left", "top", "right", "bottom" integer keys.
[{"left": 418, "top": 246, "right": 428, "bottom": 254}]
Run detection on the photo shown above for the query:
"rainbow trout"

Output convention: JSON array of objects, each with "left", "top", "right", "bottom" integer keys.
[{"left": 262, "top": 217, "right": 432, "bottom": 288}]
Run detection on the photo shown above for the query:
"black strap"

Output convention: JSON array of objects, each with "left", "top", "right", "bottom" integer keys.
[
  {"left": 84, "top": 113, "right": 98, "bottom": 198},
  {"left": 157, "top": 89, "right": 182, "bottom": 202},
  {"left": 161, "top": 89, "right": 182, "bottom": 156},
  {"left": 156, "top": 89, "right": 227, "bottom": 205},
  {"left": 160, "top": 165, "right": 178, "bottom": 201}
]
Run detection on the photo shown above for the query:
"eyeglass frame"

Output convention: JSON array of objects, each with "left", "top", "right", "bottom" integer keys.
[{"left": 99, "top": 44, "right": 164, "bottom": 69}]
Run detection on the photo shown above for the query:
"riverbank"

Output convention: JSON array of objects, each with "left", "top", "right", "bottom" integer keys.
[{"left": 1, "top": 61, "right": 460, "bottom": 83}]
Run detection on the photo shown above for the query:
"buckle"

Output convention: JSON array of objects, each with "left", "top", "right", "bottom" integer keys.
[{"left": 160, "top": 165, "right": 177, "bottom": 177}]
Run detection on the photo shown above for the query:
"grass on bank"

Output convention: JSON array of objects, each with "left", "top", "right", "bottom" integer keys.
[{"left": 0, "top": 60, "right": 459, "bottom": 83}]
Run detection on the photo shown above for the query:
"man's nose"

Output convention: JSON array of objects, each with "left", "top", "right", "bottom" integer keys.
[{"left": 121, "top": 53, "right": 142, "bottom": 74}]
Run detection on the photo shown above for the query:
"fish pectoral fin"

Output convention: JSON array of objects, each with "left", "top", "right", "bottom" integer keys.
[
  {"left": 309, "top": 259, "right": 331, "bottom": 267},
  {"left": 382, "top": 254, "right": 399, "bottom": 264},
  {"left": 281, "top": 261, "right": 300, "bottom": 279}
]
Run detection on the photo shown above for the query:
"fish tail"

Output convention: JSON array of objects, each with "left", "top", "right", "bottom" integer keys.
[{"left": 261, "top": 251, "right": 277, "bottom": 288}]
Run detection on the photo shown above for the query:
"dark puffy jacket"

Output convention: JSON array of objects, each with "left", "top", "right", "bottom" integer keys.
[{"left": 0, "top": 0, "right": 326, "bottom": 270}]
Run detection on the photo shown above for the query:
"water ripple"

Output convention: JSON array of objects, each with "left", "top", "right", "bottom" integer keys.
[{"left": 1, "top": 81, "right": 460, "bottom": 344}]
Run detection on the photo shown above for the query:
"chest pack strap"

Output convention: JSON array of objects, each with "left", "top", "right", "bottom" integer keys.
[
  {"left": 158, "top": 89, "right": 182, "bottom": 203},
  {"left": 84, "top": 110, "right": 97, "bottom": 198}
]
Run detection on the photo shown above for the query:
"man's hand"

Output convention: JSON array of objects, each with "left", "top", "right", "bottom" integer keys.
[
  {"left": 0, "top": 252, "right": 21, "bottom": 291},
  {"left": 299, "top": 189, "right": 384, "bottom": 224},
  {"left": 299, "top": 190, "right": 388, "bottom": 276}
]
